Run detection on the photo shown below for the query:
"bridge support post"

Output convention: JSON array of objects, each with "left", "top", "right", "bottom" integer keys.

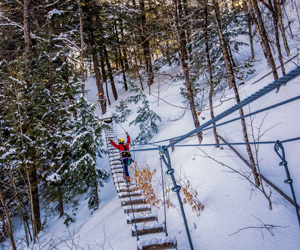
[{"left": 160, "top": 146, "right": 194, "bottom": 250}]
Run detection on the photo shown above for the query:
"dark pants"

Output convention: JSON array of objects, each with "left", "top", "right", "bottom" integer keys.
[{"left": 122, "top": 157, "right": 133, "bottom": 177}]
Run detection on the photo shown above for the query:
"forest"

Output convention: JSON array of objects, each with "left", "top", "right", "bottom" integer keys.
[{"left": 0, "top": 0, "right": 299, "bottom": 249}]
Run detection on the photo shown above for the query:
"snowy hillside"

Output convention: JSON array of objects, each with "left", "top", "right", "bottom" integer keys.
[{"left": 22, "top": 56, "right": 300, "bottom": 250}]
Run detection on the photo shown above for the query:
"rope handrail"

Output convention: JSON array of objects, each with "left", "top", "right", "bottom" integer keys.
[
  {"left": 129, "top": 94, "right": 300, "bottom": 147},
  {"left": 172, "top": 136, "right": 300, "bottom": 148},
  {"left": 123, "top": 136, "right": 300, "bottom": 153},
  {"left": 166, "top": 66, "right": 300, "bottom": 150}
]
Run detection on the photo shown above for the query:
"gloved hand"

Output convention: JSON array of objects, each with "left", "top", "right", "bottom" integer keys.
[{"left": 108, "top": 137, "right": 111, "bottom": 141}]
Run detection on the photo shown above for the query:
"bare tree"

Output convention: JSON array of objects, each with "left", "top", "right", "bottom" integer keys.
[
  {"left": 210, "top": 0, "right": 261, "bottom": 187},
  {"left": 203, "top": 3, "right": 219, "bottom": 146},
  {"left": 0, "top": 190, "right": 17, "bottom": 250},
  {"left": 248, "top": 0, "right": 279, "bottom": 81},
  {"left": 139, "top": 0, "right": 154, "bottom": 92},
  {"left": 173, "top": 0, "right": 203, "bottom": 143},
  {"left": 78, "top": 0, "right": 85, "bottom": 95}
]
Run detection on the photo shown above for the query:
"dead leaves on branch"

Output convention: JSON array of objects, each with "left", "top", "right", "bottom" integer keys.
[{"left": 131, "top": 164, "right": 204, "bottom": 216}]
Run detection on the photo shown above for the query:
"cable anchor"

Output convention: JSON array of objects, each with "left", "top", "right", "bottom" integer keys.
[
  {"left": 172, "top": 185, "right": 181, "bottom": 192},
  {"left": 274, "top": 140, "right": 300, "bottom": 227},
  {"left": 166, "top": 168, "right": 175, "bottom": 175}
]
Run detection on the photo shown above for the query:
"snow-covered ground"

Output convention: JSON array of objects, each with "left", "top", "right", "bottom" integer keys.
[
  {"left": 27, "top": 58, "right": 299, "bottom": 250},
  {"left": 6, "top": 6, "right": 300, "bottom": 250}
]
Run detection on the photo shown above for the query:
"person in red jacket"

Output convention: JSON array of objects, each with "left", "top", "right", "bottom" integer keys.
[{"left": 108, "top": 132, "right": 133, "bottom": 182}]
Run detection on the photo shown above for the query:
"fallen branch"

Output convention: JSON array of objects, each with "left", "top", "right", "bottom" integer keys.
[
  {"left": 218, "top": 135, "right": 300, "bottom": 211},
  {"left": 250, "top": 54, "right": 299, "bottom": 85},
  {"left": 229, "top": 216, "right": 285, "bottom": 237}
]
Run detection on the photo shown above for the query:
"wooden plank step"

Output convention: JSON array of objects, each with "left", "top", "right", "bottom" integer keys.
[
  {"left": 115, "top": 182, "right": 136, "bottom": 189},
  {"left": 111, "top": 163, "right": 123, "bottom": 167},
  {"left": 112, "top": 169, "right": 124, "bottom": 175},
  {"left": 111, "top": 162, "right": 123, "bottom": 166},
  {"left": 109, "top": 153, "right": 120, "bottom": 158},
  {"left": 111, "top": 166, "right": 123, "bottom": 171},
  {"left": 116, "top": 182, "right": 136, "bottom": 188},
  {"left": 127, "top": 212, "right": 157, "bottom": 224},
  {"left": 114, "top": 176, "right": 132, "bottom": 182},
  {"left": 111, "top": 163, "right": 122, "bottom": 167},
  {"left": 110, "top": 159, "right": 122, "bottom": 165},
  {"left": 121, "top": 196, "right": 146, "bottom": 206},
  {"left": 132, "top": 222, "right": 164, "bottom": 237},
  {"left": 117, "top": 187, "right": 138, "bottom": 193},
  {"left": 116, "top": 184, "right": 138, "bottom": 193},
  {"left": 124, "top": 204, "right": 151, "bottom": 214},
  {"left": 107, "top": 148, "right": 120, "bottom": 154},
  {"left": 109, "top": 155, "right": 120, "bottom": 159},
  {"left": 119, "top": 190, "right": 142, "bottom": 198},
  {"left": 109, "top": 155, "right": 120, "bottom": 161},
  {"left": 114, "top": 179, "right": 127, "bottom": 184},
  {"left": 137, "top": 236, "right": 177, "bottom": 250}
]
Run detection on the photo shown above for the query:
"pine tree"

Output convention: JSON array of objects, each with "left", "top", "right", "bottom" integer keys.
[{"left": 125, "top": 82, "right": 161, "bottom": 143}]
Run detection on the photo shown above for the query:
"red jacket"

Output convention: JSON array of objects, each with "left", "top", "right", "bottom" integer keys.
[{"left": 110, "top": 135, "right": 131, "bottom": 156}]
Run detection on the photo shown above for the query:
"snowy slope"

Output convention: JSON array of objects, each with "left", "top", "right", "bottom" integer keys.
[
  {"left": 76, "top": 60, "right": 300, "bottom": 250},
  {"left": 29, "top": 47, "right": 299, "bottom": 250}
]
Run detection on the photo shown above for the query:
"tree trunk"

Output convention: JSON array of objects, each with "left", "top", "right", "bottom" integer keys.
[
  {"left": 248, "top": 15, "right": 255, "bottom": 59},
  {"left": 272, "top": 4, "right": 286, "bottom": 75},
  {"left": 99, "top": 47, "right": 111, "bottom": 105},
  {"left": 87, "top": 16, "right": 106, "bottom": 114},
  {"left": 57, "top": 186, "right": 64, "bottom": 218},
  {"left": 212, "top": 0, "right": 236, "bottom": 89},
  {"left": 49, "top": 56, "right": 65, "bottom": 218},
  {"left": 104, "top": 45, "right": 118, "bottom": 100},
  {"left": 139, "top": 0, "right": 154, "bottom": 90},
  {"left": 27, "top": 167, "right": 41, "bottom": 238},
  {"left": 182, "top": 0, "right": 192, "bottom": 61},
  {"left": 204, "top": 4, "right": 219, "bottom": 146},
  {"left": 24, "top": 0, "right": 32, "bottom": 70},
  {"left": 274, "top": 0, "right": 290, "bottom": 56},
  {"left": 120, "top": 20, "right": 130, "bottom": 71},
  {"left": 260, "top": 0, "right": 286, "bottom": 76},
  {"left": 118, "top": 46, "right": 128, "bottom": 91},
  {"left": 174, "top": 0, "right": 202, "bottom": 143},
  {"left": 78, "top": 0, "right": 85, "bottom": 95},
  {"left": 242, "top": 1, "right": 255, "bottom": 59},
  {"left": 249, "top": 0, "right": 278, "bottom": 81},
  {"left": 8, "top": 162, "right": 30, "bottom": 246},
  {"left": 23, "top": 0, "right": 42, "bottom": 237},
  {"left": 134, "top": 48, "right": 144, "bottom": 91},
  {"left": 93, "top": 167, "right": 100, "bottom": 208},
  {"left": 114, "top": 23, "right": 128, "bottom": 91},
  {"left": 0, "top": 190, "right": 17, "bottom": 250},
  {"left": 212, "top": 0, "right": 260, "bottom": 187}
]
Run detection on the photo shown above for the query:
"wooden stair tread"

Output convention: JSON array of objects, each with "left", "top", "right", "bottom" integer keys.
[
  {"left": 132, "top": 222, "right": 164, "bottom": 236},
  {"left": 119, "top": 190, "right": 142, "bottom": 198},
  {"left": 121, "top": 196, "right": 146, "bottom": 206},
  {"left": 124, "top": 204, "right": 151, "bottom": 213},
  {"left": 112, "top": 169, "right": 124, "bottom": 174},
  {"left": 116, "top": 185, "right": 139, "bottom": 193},
  {"left": 111, "top": 166, "right": 123, "bottom": 171},
  {"left": 109, "top": 153, "right": 120, "bottom": 158},
  {"left": 137, "top": 236, "right": 177, "bottom": 250},
  {"left": 127, "top": 212, "right": 157, "bottom": 224}
]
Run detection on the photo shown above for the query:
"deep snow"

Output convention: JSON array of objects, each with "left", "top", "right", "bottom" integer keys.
[{"left": 23, "top": 55, "right": 300, "bottom": 250}]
